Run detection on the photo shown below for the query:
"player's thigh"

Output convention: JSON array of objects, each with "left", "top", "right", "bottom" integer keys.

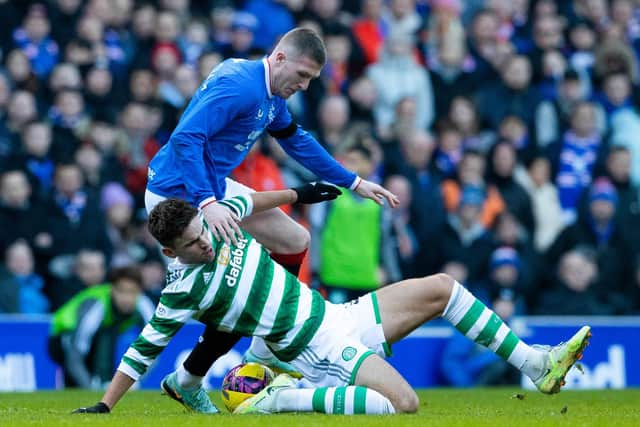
[
  {"left": 375, "top": 273, "right": 454, "bottom": 345},
  {"left": 240, "top": 207, "right": 310, "bottom": 253},
  {"left": 225, "top": 178, "right": 309, "bottom": 252},
  {"left": 353, "top": 354, "right": 419, "bottom": 413}
]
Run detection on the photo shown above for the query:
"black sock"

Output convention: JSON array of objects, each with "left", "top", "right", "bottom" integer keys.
[{"left": 183, "top": 325, "right": 241, "bottom": 376}]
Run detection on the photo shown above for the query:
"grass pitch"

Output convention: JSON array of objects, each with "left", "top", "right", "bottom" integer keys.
[{"left": 1, "top": 388, "right": 638, "bottom": 427}]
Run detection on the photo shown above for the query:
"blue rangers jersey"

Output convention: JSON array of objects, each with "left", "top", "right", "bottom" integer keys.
[{"left": 147, "top": 58, "right": 358, "bottom": 207}]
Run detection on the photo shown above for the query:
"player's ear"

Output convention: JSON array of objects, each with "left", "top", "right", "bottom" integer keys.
[
  {"left": 162, "top": 247, "right": 177, "bottom": 258},
  {"left": 275, "top": 51, "right": 286, "bottom": 63}
]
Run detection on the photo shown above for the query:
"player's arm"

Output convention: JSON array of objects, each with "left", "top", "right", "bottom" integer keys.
[
  {"left": 73, "top": 298, "right": 192, "bottom": 414},
  {"left": 218, "top": 183, "right": 342, "bottom": 220},
  {"left": 269, "top": 120, "right": 399, "bottom": 207}
]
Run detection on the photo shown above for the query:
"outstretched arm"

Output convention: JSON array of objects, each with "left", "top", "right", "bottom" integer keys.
[
  {"left": 219, "top": 183, "right": 342, "bottom": 220},
  {"left": 72, "top": 371, "right": 135, "bottom": 413}
]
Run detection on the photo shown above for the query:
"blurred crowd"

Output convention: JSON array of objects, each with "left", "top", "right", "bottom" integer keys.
[{"left": 1, "top": 0, "right": 640, "bottom": 321}]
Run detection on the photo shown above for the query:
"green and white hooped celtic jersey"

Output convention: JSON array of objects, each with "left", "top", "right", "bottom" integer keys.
[{"left": 118, "top": 195, "right": 326, "bottom": 380}]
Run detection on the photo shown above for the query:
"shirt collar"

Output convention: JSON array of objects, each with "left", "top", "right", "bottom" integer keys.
[{"left": 262, "top": 57, "right": 273, "bottom": 98}]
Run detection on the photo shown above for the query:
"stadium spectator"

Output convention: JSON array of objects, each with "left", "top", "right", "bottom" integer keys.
[
  {"left": 47, "top": 265, "right": 153, "bottom": 388},
  {"left": 486, "top": 140, "right": 535, "bottom": 232},
  {"left": 514, "top": 156, "right": 565, "bottom": 252},
  {"left": 351, "top": 0, "right": 386, "bottom": 65},
  {"left": 440, "top": 184, "right": 494, "bottom": 286},
  {"left": 311, "top": 142, "right": 398, "bottom": 303},
  {"left": 441, "top": 149, "right": 505, "bottom": 228},
  {"left": 535, "top": 68, "right": 595, "bottom": 149},
  {"left": 12, "top": 4, "right": 60, "bottom": 79},
  {"left": 491, "top": 211, "right": 538, "bottom": 303},
  {"left": 550, "top": 101, "right": 605, "bottom": 224},
  {"left": 391, "top": 128, "right": 446, "bottom": 276},
  {"left": 536, "top": 247, "right": 614, "bottom": 315},
  {"left": 0, "top": 170, "right": 52, "bottom": 264},
  {"left": 177, "top": 18, "right": 211, "bottom": 66},
  {"left": 44, "top": 163, "right": 111, "bottom": 264},
  {"left": 484, "top": 246, "right": 528, "bottom": 315},
  {"left": 4, "top": 49, "right": 41, "bottom": 96},
  {"left": 366, "top": 29, "right": 434, "bottom": 139},
  {"left": 496, "top": 115, "right": 536, "bottom": 166},
  {"left": 48, "top": 248, "right": 107, "bottom": 310},
  {"left": 601, "top": 146, "right": 640, "bottom": 255},
  {"left": 0, "top": 239, "right": 49, "bottom": 314},
  {"left": 545, "top": 177, "right": 633, "bottom": 311},
  {"left": 448, "top": 96, "right": 495, "bottom": 153},
  {"left": 384, "top": 174, "right": 420, "bottom": 278},
  {"left": 477, "top": 55, "right": 541, "bottom": 131},
  {"left": 13, "top": 120, "right": 55, "bottom": 196}
]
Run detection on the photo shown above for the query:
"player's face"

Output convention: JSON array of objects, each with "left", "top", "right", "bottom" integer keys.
[
  {"left": 111, "top": 278, "right": 141, "bottom": 315},
  {"left": 274, "top": 54, "right": 322, "bottom": 99},
  {"left": 165, "top": 217, "right": 216, "bottom": 264}
]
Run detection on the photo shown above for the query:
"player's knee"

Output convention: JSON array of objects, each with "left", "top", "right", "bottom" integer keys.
[
  {"left": 288, "top": 224, "right": 310, "bottom": 253},
  {"left": 393, "top": 389, "right": 419, "bottom": 414},
  {"left": 420, "top": 273, "right": 454, "bottom": 309}
]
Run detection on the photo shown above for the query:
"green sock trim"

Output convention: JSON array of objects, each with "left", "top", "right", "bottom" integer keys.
[
  {"left": 475, "top": 313, "right": 502, "bottom": 347},
  {"left": 496, "top": 331, "right": 520, "bottom": 360},
  {"left": 312, "top": 388, "right": 327, "bottom": 413},
  {"left": 354, "top": 386, "right": 368, "bottom": 414},
  {"left": 333, "top": 387, "right": 346, "bottom": 414},
  {"left": 455, "top": 299, "right": 485, "bottom": 335}
]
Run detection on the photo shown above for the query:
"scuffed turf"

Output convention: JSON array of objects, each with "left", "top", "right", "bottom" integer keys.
[{"left": 1, "top": 388, "right": 639, "bottom": 426}]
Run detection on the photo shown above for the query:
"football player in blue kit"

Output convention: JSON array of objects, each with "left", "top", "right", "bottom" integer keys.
[{"left": 143, "top": 27, "right": 399, "bottom": 413}]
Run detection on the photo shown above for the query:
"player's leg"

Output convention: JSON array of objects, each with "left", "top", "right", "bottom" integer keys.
[
  {"left": 374, "top": 273, "right": 591, "bottom": 394},
  {"left": 224, "top": 179, "right": 310, "bottom": 276},
  {"left": 240, "top": 207, "right": 309, "bottom": 275},
  {"left": 234, "top": 372, "right": 397, "bottom": 415}
]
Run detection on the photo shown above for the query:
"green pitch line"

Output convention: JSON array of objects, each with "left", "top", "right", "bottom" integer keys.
[{"left": 0, "top": 388, "right": 639, "bottom": 427}]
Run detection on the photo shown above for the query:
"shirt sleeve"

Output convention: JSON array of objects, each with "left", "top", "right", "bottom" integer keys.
[
  {"left": 217, "top": 194, "right": 254, "bottom": 219},
  {"left": 117, "top": 296, "right": 196, "bottom": 380},
  {"left": 274, "top": 125, "right": 358, "bottom": 188},
  {"left": 170, "top": 76, "right": 254, "bottom": 206}
]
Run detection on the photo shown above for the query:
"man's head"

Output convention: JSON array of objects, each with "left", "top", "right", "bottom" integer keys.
[
  {"left": 268, "top": 28, "right": 325, "bottom": 98},
  {"left": 342, "top": 143, "right": 375, "bottom": 180},
  {"left": 148, "top": 198, "right": 215, "bottom": 264},
  {"left": 606, "top": 145, "right": 631, "bottom": 184},
  {"left": 0, "top": 170, "right": 31, "bottom": 208},
  {"left": 109, "top": 266, "right": 143, "bottom": 315},
  {"left": 589, "top": 177, "right": 617, "bottom": 224},
  {"left": 74, "top": 249, "right": 106, "bottom": 286}
]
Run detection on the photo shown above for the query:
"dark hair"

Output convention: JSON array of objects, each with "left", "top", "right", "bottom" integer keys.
[
  {"left": 346, "top": 142, "right": 373, "bottom": 160},
  {"left": 109, "top": 265, "right": 143, "bottom": 289},
  {"left": 148, "top": 198, "right": 198, "bottom": 247},
  {"left": 280, "top": 28, "right": 326, "bottom": 66}
]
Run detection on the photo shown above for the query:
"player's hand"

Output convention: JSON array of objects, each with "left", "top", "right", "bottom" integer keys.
[
  {"left": 354, "top": 179, "right": 400, "bottom": 208},
  {"left": 72, "top": 402, "right": 110, "bottom": 414},
  {"left": 202, "top": 201, "right": 242, "bottom": 246},
  {"left": 293, "top": 182, "right": 342, "bottom": 204}
]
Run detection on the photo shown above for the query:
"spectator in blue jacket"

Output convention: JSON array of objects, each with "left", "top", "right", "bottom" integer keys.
[{"left": 12, "top": 4, "right": 60, "bottom": 79}]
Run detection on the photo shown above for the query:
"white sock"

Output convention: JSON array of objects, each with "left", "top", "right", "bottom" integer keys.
[
  {"left": 443, "top": 281, "right": 545, "bottom": 380},
  {"left": 176, "top": 364, "right": 203, "bottom": 390},
  {"left": 247, "top": 337, "right": 273, "bottom": 360},
  {"left": 275, "top": 386, "right": 395, "bottom": 414}
]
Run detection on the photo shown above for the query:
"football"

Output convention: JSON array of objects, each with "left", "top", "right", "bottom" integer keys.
[{"left": 220, "top": 362, "right": 275, "bottom": 412}]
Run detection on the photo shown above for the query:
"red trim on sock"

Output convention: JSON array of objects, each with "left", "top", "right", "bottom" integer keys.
[{"left": 270, "top": 249, "right": 308, "bottom": 266}]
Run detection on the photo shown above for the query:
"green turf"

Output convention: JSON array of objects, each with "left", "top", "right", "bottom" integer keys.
[{"left": 1, "top": 388, "right": 639, "bottom": 427}]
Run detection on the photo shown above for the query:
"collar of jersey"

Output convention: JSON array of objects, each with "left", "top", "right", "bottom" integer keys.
[{"left": 262, "top": 57, "right": 273, "bottom": 98}]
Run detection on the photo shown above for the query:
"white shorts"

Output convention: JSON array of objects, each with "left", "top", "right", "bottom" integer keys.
[
  {"left": 289, "top": 293, "right": 392, "bottom": 388},
  {"left": 144, "top": 178, "right": 255, "bottom": 214}
]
